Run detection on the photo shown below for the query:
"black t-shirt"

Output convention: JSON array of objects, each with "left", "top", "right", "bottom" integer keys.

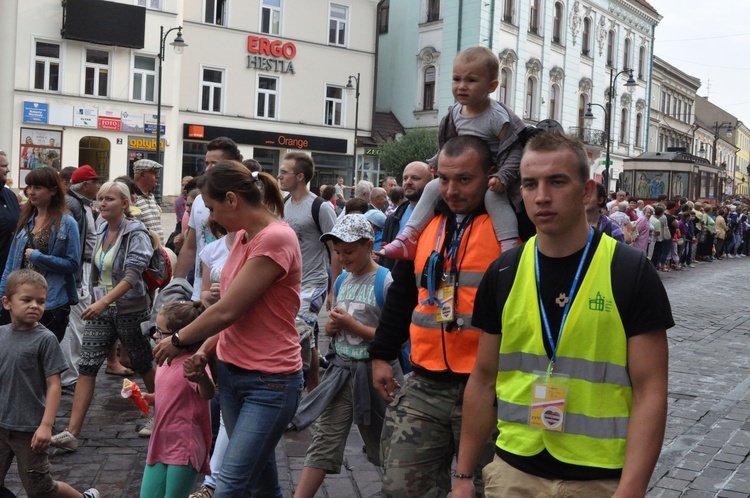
[{"left": 472, "top": 230, "right": 674, "bottom": 480}]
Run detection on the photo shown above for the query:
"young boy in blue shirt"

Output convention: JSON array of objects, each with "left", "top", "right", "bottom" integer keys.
[{"left": 0, "top": 269, "right": 99, "bottom": 498}]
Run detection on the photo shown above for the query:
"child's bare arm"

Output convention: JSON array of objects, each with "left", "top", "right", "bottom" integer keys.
[{"left": 32, "top": 374, "right": 62, "bottom": 453}]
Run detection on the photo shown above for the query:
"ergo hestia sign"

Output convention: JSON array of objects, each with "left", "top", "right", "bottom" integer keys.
[{"left": 247, "top": 35, "right": 296, "bottom": 74}]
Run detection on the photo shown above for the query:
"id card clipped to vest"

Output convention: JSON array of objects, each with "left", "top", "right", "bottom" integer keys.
[
  {"left": 435, "top": 281, "right": 455, "bottom": 323},
  {"left": 529, "top": 370, "right": 570, "bottom": 432}
]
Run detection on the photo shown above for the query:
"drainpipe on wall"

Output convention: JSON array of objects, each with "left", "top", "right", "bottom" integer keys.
[
  {"left": 645, "top": 24, "right": 656, "bottom": 152},
  {"left": 457, "top": 0, "right": 463, "bottom": 52},
  {"left": 488, "top": 0, "right": 495, "bottom": 47},
  {"left": 373, "top": 0, "right": 384, "bottom": 116}
]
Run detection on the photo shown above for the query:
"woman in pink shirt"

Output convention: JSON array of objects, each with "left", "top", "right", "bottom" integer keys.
[{"left": 154, "top": 161, "right": 303, "bottom": 497}]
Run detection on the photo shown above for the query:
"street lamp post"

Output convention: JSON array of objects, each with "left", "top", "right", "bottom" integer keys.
[
  {"left": 346, "top": 73, "right": 360, "bottom": 184},
  {"left": 583, "top": 68, "right": 637, "bottom": 190},
  {"left": 710, "top": 121, "right": 734, "bottom": 202},
  {"left": 155, "top": 26, "right": 187, "bottom": 181}
]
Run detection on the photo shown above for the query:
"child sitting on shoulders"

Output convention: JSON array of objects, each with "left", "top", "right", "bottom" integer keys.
[
  {"left": 0, "top": 269, "right": 99, "bottom": 498},
  {"left": 140, "top": 301, "right": 215, "bottom": 498},
  {"left": 378, "top": 46, "right": 532, "bottom": 260},
  {"left": 290, "top": 215, "right": 404, "bottom": 498}
]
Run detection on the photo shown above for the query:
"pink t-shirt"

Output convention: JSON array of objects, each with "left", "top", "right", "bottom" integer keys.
[
  {"left": 217, "top": 221, "right": 302, "bottom": 373},
  {"left": 146, "top": 355, "right": 212, "bottom": 474}
]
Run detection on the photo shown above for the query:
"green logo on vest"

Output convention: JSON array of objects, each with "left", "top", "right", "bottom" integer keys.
[{"left": 588, "top": 291, "right": 612, "bottom": 312}]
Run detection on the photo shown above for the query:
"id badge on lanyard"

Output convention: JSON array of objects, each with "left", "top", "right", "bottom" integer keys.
[
  {"left": 529, "top": 370, "right": 570, "bottom": 432},
  {"left": 436, "top": 274, "right": 455, "bottom": 323}
]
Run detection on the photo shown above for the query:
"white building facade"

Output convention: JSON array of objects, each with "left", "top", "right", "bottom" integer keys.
[
  {"left": 1, "top": 0, "right": 378, "bottom": 198},
  {"left": 376, "top": 0, "right": 661, "bottom": 190}
]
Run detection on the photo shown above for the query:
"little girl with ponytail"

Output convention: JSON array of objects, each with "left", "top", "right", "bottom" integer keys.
[{"left": 140, "top": 300, "right": 215, "bottom": 498}]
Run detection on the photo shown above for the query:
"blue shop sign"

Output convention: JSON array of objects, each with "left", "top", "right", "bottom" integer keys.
[{"left": 23, "top": 101, "right": 48, "bottom": 124}]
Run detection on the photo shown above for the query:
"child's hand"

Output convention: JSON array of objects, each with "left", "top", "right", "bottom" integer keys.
[
  {"left": 31, "top": 424, "right": 52, "bottom": 453},
  {"left": 208, "top": 283, "right": 221, "bottom": 302},
  {"left": 329, "top": 306, "right": 354, "bottom": 330},
  {"left": 184, "top": 352, "right": 209, "bottom": 383},
  {"left": 488, "top": 177, "right": 506, "bottom": 193},
  {"left": 143, "top": 392, "right": 156, "bottom": 406}
]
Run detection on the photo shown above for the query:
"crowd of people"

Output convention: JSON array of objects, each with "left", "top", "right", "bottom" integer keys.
[
  {"left": 590, "top": 188, "right": 750, "bottom": 271},
  {"left": 0, "top": 42, "right": 707, "bottom": 498}
]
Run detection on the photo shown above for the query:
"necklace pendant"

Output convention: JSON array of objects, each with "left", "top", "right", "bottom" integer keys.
[{"left": 555, "top": 292, "right": 570, "bottom": 308}]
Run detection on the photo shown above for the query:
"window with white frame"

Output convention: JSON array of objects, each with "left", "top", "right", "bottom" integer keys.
[
  {"left": 324, "top": 85, "right": 343, "bottom": 126},
  {"left": 261, "top": 0, "right": 281, "bottom": 35},
  {"left": 256, "top": 76, "right": 278, "bottom": 119},
  {"left": 427, "top": 0, "right": 440, "bottom": 22},
  {"left": 620, "top": 107, "right": 629, "bottom": 144},
  {"left": 529, "top": 0, "right": 540, "bottom": 34},
  {"left": 423, "top": 66, "right": 436, "bottom": 110},
  {"left": 499, "top": 68, "right": 511, "bottom": 106},
  {"left": 205, "top": 0, "right": 227, "bottom": 26},
  {"left": 503, "top": 0, "right": 514, "bottom": 23},
  {"left": 134, "top": 0, "right": 163, "bottom": 9},
  {"left": 549, "top": 84, "right": 560, "bottom": 120},
  {"left": 582, "top": 17, "right": 591, "bottom": 56},
  {"left": 329, "top": 4, "right": 348, "bottom": 46},
  {"left": 635, "top": 113, "right": 643, "bottom": 147},
  {"left": 578, "top": 94, "right": 588, "bottom": 129},
  {"left": 607, "top": 30, "right": 615, "bottom": 67},
  {"left": 623, "top": 38, "right": 631, "bottom": 70},
  {"left": 201, "top": 67, "right": 224, "bottom": 113},
  {"left": 132, "top": 55, "right": 156, "bottom": 102},
  {"left": 638, "top": 45, "right": 646, "bottom": 79},
  {"left": 553, "top": 2, "right": 563, "bottom": 43},
  {"left": 525, "top": 77, "right": 536, "bottom": 120},
  {"left": 84, "top": 49, "right": 110, "bottom": 97},
  {"left": 33, "top": 41, "right": 61, "bottom": 92}
]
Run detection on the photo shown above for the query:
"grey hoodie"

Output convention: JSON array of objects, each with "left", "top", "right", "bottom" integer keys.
[{"left": 91, "top": 218, "right": 152, "bottom": 314}]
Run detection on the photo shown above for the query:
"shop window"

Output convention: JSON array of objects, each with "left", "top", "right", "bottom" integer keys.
[{"left": 33, "top": 40, "right": 60, "bottom": 92}]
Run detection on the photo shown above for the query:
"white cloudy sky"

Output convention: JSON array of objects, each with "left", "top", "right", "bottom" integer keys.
[{"left": 652, "top": 0, "right": 750, "bottom": 122}]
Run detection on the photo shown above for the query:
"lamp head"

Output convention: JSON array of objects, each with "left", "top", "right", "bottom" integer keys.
[
  {"left": 583, "top": 104, "right": 595, "bottom": 126},
  {"left": 625, "top": 69, "right": 637, "bottom": 94},
  {"left": 726, "top": 124, "right": 734, "bottom": 138},
  {"left": 170, "top": 29, "right": 187, "bottom": 55},
  {"left": 345, "top": 76, "right": 355, "bottom": 93}
]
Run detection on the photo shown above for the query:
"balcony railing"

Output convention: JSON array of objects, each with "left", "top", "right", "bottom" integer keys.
[{"left": 569, "top": 127, "right": 607, "bottom": 147}]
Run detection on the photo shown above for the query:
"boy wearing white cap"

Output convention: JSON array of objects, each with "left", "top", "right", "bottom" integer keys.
[{"left": 291, "top": 214, "right": 403, "bottom": 498}]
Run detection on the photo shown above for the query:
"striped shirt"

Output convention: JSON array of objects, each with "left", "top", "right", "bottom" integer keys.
[{"left": 135, "top": 192, "right": 164, "bottom": 243}]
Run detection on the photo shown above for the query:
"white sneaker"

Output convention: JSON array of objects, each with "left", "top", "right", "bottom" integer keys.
[
  {"left": 138, "top": 418, "right": 154, "bottom": 437},
  {"left": 83, "top": 489, "right": 100, "bottom": 498},
  {"left": 50, "top": 430, "right": 78, "bottom": 452}
]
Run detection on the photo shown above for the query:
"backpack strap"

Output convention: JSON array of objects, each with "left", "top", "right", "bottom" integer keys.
[
  {"left": 334, "top": 270, "right": 348, "bottom": 299},
  {"left": 374, "top": 265, "right": 389, "bottom": 310},
  {"left": 333, "top": 266, "right": 388, "bottom": 310},
  {"left": 311, "top": 195, "right": 324, "bottom": 234}
]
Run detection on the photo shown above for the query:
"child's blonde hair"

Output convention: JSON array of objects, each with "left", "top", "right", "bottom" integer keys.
[
  {"left": 455, "top": 46, "right": 499, "bottom": 81},
  {"left": 4, "top": 269, "right": 46, "bottom": 298}
]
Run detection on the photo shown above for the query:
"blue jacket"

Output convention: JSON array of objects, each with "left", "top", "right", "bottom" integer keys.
[{"left": 0, "top": 213, "right": 80, "bottom": 309}]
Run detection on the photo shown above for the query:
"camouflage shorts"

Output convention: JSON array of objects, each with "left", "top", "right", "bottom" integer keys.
[{"left": 380, "top": 374, "right": 491, "bottom": 498}]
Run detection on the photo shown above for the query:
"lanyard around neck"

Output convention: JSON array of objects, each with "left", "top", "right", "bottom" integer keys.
[
  {"left": 534, "top": 227, "right": 594, "bottom": 374},
  {"left": 98, "top": 217, "right": 125, "bottom": 275}
]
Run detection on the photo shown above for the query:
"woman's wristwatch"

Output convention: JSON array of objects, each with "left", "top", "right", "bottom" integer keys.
[{"left": 171, "top": 331, "right": 187, "bottom": 349}]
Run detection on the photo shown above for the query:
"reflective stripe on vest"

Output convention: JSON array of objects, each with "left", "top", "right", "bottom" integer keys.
[
  {"left": 409, "top": 213, "right": 501, "bottom": 374},
  {"left": 496, "top": 234, "right": 632, "bottom": 469}
]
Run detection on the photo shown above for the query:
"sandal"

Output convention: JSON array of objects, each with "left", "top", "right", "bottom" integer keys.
[{"left": 105, "top": 365, "right": 135, "bottom": 376}]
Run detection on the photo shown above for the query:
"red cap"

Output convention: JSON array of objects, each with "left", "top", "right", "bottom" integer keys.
[{"left": 71, "top": 165, "right": 102, "bottom": 185}]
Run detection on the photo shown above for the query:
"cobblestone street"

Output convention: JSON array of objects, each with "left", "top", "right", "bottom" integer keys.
[{"left": 5, "top": 253, "right": 750, "bottom": 497}]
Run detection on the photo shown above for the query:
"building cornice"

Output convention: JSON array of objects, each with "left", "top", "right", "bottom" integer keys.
[{"left": 609, "top": 0, "right": 661, "bottom": 36}]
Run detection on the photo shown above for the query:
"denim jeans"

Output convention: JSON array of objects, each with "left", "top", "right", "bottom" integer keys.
[{"left": 213, "top": 361, "right": 302, "bottom": 498}]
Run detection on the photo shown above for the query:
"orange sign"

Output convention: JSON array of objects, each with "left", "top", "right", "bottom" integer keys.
[{"left": 188, "top": 125, "right": 205, "bottom": 138}]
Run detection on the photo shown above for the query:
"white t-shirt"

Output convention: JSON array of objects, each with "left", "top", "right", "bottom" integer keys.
[
  {"left": 199, "top": 236, "right": 231, "bottom": 285},
  {"left": 188, "top": 195, "right": 217, "bottom": 300}
]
